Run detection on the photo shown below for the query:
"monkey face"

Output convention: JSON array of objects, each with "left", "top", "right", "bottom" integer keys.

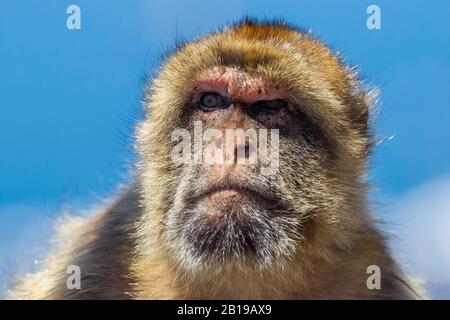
[
  {"left": 138, "top": 23, "right": 371, "bottom": 273},
  {"left": 156, "top": 67, "right": 342, "bottom": 272}
]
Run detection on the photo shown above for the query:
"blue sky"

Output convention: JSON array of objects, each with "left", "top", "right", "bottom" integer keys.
[{"left": 1, "top": 0, "right": 449, "bottom": 298}]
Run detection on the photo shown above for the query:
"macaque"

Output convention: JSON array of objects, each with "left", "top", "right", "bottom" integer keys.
[{"left": 9, "top": 19, "right": 422, "bottom": 299}]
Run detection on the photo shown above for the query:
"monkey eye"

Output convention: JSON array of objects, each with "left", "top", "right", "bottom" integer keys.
[
  {"left": 198, "top": 92, "right": 226, "bottom": 111},
  {"left": 252, "top": 99, "right": 287, "bottom": 113}
]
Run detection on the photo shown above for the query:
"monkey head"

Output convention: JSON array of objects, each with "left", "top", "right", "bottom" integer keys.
[{"left": 136, "top": 20, "right": 373, "bottom": 274}]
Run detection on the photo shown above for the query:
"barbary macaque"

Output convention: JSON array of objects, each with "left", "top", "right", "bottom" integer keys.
[{"left": 9, "top": 19, "right": 422, "bottom": 299}]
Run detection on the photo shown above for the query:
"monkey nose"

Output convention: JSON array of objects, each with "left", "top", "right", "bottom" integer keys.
[
  {"left": 206, "top": 133, "right": 257, "bottom": 179},
  {"left": 219, "top": 133, "right": 256, "bottom": 163},
  {"left": 234, "top": 140, "right": 254, "bottom": 164}
]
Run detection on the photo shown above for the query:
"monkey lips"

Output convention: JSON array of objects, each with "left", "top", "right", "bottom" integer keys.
[{"left": 163, "top": 177, "right": 304, "bottom": 272}]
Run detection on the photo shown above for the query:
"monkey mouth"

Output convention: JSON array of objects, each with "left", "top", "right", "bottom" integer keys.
[
  {"left": 183, "top": 179, "right": 293, "bottom": 226},
  {"left": 199, "top": 185, "right": 266, "bottom": 200},
  {"left": 189, "top": 182, "right": 281, "bottom": 210},
  {"left": 166, "top": 177, "right": 303, "bottom": 268},
  {"left": 172, "top": 183, "right": 302, "bottom": 267}
]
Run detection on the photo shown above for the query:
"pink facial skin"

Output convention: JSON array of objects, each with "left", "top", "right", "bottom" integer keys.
[
  {"left": 190, "top": 67, "right": 287, "bottom": 221},
  {"left": 193, "top": 66, "right": 291, "bottom": 128},
  {"left": 195, "top": 66, "right": 285, "bottom": 103}
]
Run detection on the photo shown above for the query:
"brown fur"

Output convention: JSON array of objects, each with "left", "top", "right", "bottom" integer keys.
[{"left": 9, "top": 19, "right": 422, "bottom": 300}]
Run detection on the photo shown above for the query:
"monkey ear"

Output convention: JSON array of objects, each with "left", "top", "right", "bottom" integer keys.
[
  {"left": 352, "top": 87, "right": 379, "bottom": 132},
  {"left": 362, "top": 87, "right": 379, "bottom": 127},
  {"left": 344, "top": 67, "right": 377, "bottom": 135},
  {"left": 350, "top": 87, "right": 379, "bottom": 154}
]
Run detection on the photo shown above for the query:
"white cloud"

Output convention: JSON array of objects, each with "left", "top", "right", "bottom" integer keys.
[
  {"left": 0, "top": 203, "right": 55, "bottom": 298},
  {"left": 384, "top": 175, "right": 450, "bottom": 299}
]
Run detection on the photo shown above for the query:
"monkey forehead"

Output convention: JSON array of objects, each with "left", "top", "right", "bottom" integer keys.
[{"left": 195, "top": 66, "right": 285, "bottom": 103}]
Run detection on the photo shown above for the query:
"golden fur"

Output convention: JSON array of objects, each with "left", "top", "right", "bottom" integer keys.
[{"left": 9, "top": 19, "right": 423, "bottom": 299}]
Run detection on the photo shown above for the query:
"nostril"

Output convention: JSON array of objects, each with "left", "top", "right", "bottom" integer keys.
[
  {"left": 234, "top": 141, "right": 252, "bottom": 164},
  {"left": 245, "top": 142, "right": 250, "bottom": 159}
]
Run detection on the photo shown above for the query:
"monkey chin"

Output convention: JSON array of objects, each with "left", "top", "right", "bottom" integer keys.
[
  {"left": 164, "top": 188, "right": 303, "bottom": 273},
  {"left": 200, "top": 189, "right": 256, "bottom": 223}
]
